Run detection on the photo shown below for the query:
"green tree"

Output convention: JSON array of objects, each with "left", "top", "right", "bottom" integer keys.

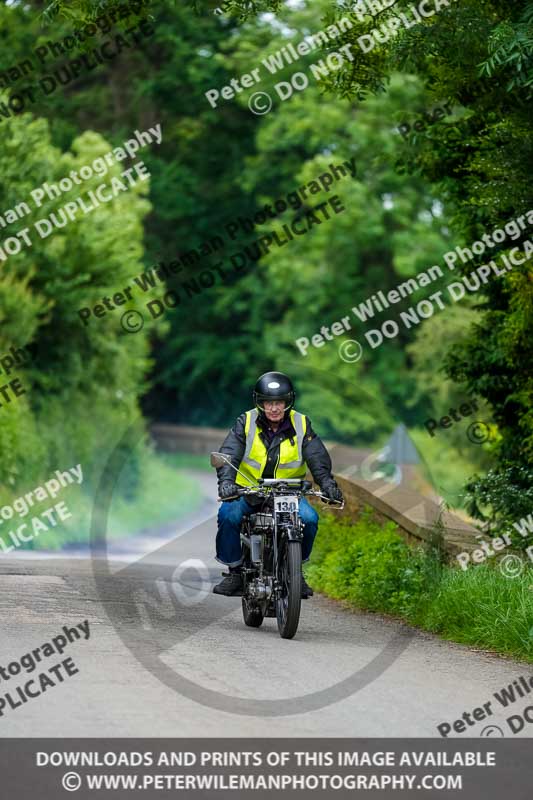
[
  {"left": 15, "top": 0, "right": 530, "bottom": 521},
  {"left": 203, "top": 0, "right": 533, "bottom": 522},
  {"left": 0, "top": 107, "right": 151, "bottom": 494},
  {"left": 181, "top": 1, "right": 457, "bottom": 442}
]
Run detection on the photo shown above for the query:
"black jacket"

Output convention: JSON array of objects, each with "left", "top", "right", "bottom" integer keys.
[{"left": 216, "top": 410, "right": 335, "bottom": 490}]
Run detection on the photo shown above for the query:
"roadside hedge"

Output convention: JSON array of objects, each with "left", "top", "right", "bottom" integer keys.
[{"left": 307, "top": 510, "right": 533, "bottom": 662}]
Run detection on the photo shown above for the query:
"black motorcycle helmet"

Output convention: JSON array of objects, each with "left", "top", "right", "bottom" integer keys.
[{"left": 253, "top": 372, "right": 295, "bottom": 415}]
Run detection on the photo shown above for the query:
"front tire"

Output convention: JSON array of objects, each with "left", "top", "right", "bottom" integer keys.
[{"left": 276, "top": 540, "right": 301, "bottom": 639}]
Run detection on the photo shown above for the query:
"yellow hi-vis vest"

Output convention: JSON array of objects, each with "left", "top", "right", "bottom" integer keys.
[{"left": 235, "top": 408, "right": 307, "bottom": 487}]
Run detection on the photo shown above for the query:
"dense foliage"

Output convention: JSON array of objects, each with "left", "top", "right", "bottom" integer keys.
[
  {"left": 0, "top": 106, "right": 151, "bottom": 495},
  {"left": 308, "top": 511, "right": 532, "bottom": 661},
  {"left": 0, "top": 0, "right": 530, "bottom": 524}
]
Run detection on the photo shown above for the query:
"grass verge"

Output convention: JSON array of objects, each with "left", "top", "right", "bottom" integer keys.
[
  {"left": 0, "top": 451, "right": 205, "bottom": 552},
  {"left": 306, "top": 509, "right": 533, "bottom": 662}
]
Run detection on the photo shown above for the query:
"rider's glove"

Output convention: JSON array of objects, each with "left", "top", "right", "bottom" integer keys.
[
  {"left": 321, "top": 479, "right": 343, "bottom": 503},
  {"left": 219, "top": 480, "right": 240, "bottom": 501}
]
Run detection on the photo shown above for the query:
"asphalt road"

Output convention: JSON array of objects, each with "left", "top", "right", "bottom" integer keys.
[{"left": 0, "top": 471, "right": 531, "bottom": 738}]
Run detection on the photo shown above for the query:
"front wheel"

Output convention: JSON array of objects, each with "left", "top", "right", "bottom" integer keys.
[{"left": 276, "top": 540, "right": 301, "bottom": 639}]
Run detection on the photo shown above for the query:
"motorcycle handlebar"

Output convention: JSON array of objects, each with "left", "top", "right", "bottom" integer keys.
[{"left": 217, "top": 485, "right": 344, "bottom": 509}]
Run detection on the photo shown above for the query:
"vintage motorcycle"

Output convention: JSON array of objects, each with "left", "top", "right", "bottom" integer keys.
[{"left": 210, "top": 452, "right": 343, "bottom": 639}]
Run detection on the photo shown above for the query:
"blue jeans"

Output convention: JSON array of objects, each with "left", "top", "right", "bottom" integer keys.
[{"left": 216, "top": 497, "right": 319, "bottom": 567}]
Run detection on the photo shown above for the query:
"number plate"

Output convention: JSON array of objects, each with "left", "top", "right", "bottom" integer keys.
[{"left": 274, "top": 496, "right": 299, "bottom": 513}]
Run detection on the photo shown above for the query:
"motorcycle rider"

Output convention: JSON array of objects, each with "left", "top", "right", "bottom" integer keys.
[{"left": 213, "top": 371, "right": 343, "bottom": 598}]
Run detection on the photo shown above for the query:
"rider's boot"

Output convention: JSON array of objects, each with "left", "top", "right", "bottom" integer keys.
[
  {"left": 301, "top": 570, "right": 314, "bottom": 599},
  {"left": 213, "top": 566, "right": 243, "bottom": 596}
]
